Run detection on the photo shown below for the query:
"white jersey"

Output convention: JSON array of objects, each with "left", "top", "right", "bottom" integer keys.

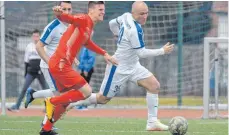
[
  {"left": 24, "top": 42, "right": 41, "bottom": 63},
  {"left": 40, "top": 19, "right": 67, "bottom": 68},
  {"left": 112, "top": 13, "right": 145, "bottom": 72}
]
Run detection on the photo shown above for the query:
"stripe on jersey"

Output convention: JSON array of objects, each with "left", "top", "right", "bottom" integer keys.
[
  {"left": 48, "top": 70, "right": 58, "bottom": 91},
  {"left": 133, "top": 21, "right": 145, "bottom": 49},
  {"left": 116, "top": 18, "right": 120, "bottom": 26},
  {"left": 103, "top": 65, "right": 117, "bottom": 96},
  {"left": 117, "top": 27, "right": 124, "bottom": 44},
  {"left": 40, "top": 19, "right": 60, "bottom": 45}
]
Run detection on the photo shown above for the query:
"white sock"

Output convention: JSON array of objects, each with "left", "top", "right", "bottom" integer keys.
[
  {"left": 33, "top": 89, "right": 57, "bottom": 98},
  {"left": 42, "top": 115, "right": 48, "bottom": 125},
  {"left": 146, "top": 92, "right": 158, "bottom": 123},
  {"left": 67, "top": 93, "right": 97, "bottom": 110}
]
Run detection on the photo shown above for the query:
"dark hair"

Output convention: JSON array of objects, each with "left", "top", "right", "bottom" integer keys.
[
  {"left": 32, "top": 29, "right": 40, "bottom": 34},
  {"left": 88, "top": 1, "right": 104, "bottom": 8},
  {"left": 58, "top": 1, "right": 71, "bottom": 6}
]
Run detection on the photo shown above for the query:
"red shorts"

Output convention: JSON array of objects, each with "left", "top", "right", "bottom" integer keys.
[{"left": 48, "top": 54, "right": 87, "bottom": 93}]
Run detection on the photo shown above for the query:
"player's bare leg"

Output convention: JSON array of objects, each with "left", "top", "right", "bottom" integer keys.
[
  {"left": 66, "top": 93, "right": 110, "bottom": 110},
  {"left": 42, "top": 83, "right": 92, "bottom": 135},
  {"left": 45, "top": 83, "right": 92, "bottom": 120},
  {"left": 138, "top": 75, "right": 168, "bottom": 131}
]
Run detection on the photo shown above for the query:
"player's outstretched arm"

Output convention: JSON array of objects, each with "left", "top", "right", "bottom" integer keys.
[
  {"left": 85, "top": 39, "right": 106, "bottom": 55},
  {"left": 53, "top": 6, "right": 85, "bottom": 26},
  {"left": 127, "top": 24, "right": 174, "bottom": 58},
  {"left": 85, "top": 39, "right": 118, "bottom": 65},
  {"left": 136, "top": 42, "right": 174, "bottom": 58}
]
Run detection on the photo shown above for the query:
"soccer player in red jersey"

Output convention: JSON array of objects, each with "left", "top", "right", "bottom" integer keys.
[{"left": 39, "top": 1, "right": 118, "bottom": 135}]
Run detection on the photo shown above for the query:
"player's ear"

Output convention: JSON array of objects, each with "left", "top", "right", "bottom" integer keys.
[{"left": 88, "top": 7, "right": 94, "bottom": 13}]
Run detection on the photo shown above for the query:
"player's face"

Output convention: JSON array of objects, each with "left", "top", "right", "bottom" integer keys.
[
  {"left": 136, "top": 10, "right": 148, "bottom": 25},
  {"left": 60, "top": 2, "right": 72, "bottom": 14},
  {"left": 92, "top": 4, "right": 105, "bottom": 22},
  {"left": 32, "top": 33, "right": 40, "bottom": 43}
]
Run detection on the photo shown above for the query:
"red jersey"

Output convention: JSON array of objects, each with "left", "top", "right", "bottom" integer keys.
[{"left": 54, "top": 13, "right": 106, "bottom": 65}]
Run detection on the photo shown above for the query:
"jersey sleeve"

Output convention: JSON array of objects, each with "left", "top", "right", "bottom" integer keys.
[
  {"left": 128, "top": 22, "right": 145, "bottom": 49},
  {"left": 57, "top": 13, "right": 86, "bottom": 26},
  {"left": 109, "top": 16, "right": 122, "bottom": 36},
  {"left": 40, "top": 20, "right": 60, "bottom": 45},
  {"left": 109, "top": 12, "right": 132, "bottom": 36},
  {"left": 85, "top": 39, "right": 106, "bottom": 56}
]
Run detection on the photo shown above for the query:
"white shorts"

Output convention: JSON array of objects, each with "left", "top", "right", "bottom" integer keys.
[
  {"left": 99, "top": 62, "right": 152, "bottom": 98},
  {"left": 41, "top": 67, "right": 57, "bottom": 91}
]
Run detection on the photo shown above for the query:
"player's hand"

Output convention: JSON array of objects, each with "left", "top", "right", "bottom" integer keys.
[
  {"left": 73, "top": 58, "right": 80, "bottom": 66},
  {"left": 104, "top": 53, "right": 118, "bottom": 66},
  {"left": 59, "top": 59, "right": 65, "bottom": 71},
  {"left": 53, "top": 6, "right": 63, "bottom": 16},
  {"left": 163, "top": 42, "right": 174, "bottom": 54}
]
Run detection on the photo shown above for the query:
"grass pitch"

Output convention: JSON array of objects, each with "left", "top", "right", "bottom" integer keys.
[{"left": 0, "top": 116, "right": 227, "bottom": 135}]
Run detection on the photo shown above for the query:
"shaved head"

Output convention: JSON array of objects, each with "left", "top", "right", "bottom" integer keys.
[
  {"left": 131, "top": 1, "right": 148, "bottom": 25},
  {"left": 132, "top": 1, "right": 148, "bottom": 13}
]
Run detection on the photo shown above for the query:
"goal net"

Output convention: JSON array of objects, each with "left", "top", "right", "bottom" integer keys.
[{"left": 203, "top": 37, "right": 228, "bottom": 119}]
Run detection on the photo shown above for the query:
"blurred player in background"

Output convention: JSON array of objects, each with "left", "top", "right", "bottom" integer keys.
[
  {"left": 67, "top": 1, "right": 174, "bottom": 131},
  {"left": 24, "top": 1, "right": 72, "bottom": 131},
  {"left": 8, "top": 29, "right": 48, "bottom": 111},
  {"left": 40, "top": 2, "right": 118, "bottom": 135}
]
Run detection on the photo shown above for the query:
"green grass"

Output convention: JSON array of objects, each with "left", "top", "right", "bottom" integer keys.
[{"left": 0, "top": 116, "right": 227, "bottom": 135}]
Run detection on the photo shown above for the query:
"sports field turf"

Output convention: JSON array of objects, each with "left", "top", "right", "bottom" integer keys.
[{"left": 0, "top": 116, "right": 227, "bottom": 135}]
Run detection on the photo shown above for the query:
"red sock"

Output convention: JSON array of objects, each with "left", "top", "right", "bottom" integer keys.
[
  {"left": 50, "top": 90, "right": 85, "bottom": 106},
  {"left": 43, "top": 119, "right": 53, "bottom": 131},
  {"left": 52, "top": 104, "right": 69, "bottom": 122}
]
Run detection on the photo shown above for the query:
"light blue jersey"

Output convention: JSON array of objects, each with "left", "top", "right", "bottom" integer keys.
[
  {"left": 110, "top": 13, "right": 145, "bottom": 72},
  {"left": 40, "top": 19, "right": 67, "bottom": 68}
]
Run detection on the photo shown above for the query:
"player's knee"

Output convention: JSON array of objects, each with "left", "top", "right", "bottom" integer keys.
[
  {"left": 83, "top": 87, "right": 92, "bottom": 98},
  {"left": 147, "top": 80, "right": 160, "bottom": 93},
  {"left": 155, "top": 80, "right": 160, "bottom": 90}
]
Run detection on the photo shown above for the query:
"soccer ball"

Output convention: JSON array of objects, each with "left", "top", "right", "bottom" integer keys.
[{"left": 168, "top": 116, "right": 188, "bottom": 135}]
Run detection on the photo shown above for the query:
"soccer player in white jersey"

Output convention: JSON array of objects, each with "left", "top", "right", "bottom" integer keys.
[{"left": 67, "top": 1, "right": 174, "bottom": 131}]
